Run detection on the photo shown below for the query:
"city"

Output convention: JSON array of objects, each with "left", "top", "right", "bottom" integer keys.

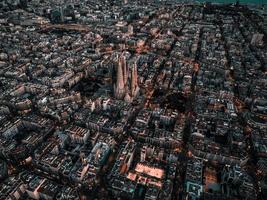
[{"left": 0, "top": 0, "right": 266, "bottom": 200}]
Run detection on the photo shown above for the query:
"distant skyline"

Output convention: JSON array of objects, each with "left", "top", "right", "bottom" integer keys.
[{"left": 195, "top": 0, "right": 266, "bottom": 4}]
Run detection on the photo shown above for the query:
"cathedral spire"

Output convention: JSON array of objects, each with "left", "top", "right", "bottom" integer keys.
[
  {"left": 114, "top": 54, "right": 126, "bottom": 99},
  {"left": 130, "top": 60, "right": 139, "bottom": 97}
]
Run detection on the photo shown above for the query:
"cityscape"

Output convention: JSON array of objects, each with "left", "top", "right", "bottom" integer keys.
[{"left": 0, "top": 0, "right": 266, "bottom": 200}]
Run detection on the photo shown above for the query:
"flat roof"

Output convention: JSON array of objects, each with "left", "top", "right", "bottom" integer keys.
[{"left": 135, "top": 163, "right": 164, "bottom": 179}]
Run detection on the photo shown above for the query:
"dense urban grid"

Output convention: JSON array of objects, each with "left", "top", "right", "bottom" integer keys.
[{"left": 0, "top": 0, "right": 267, "bottom": 200}]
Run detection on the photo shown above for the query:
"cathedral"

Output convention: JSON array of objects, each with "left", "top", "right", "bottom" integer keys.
[{"left": 113, "top": 52, "right": 139, "bottom": 102}]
